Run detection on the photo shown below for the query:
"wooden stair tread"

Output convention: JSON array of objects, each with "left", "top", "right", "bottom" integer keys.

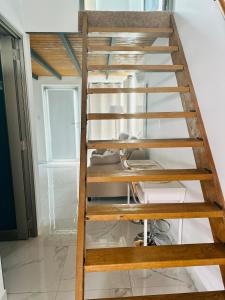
[
  {"left": 88, "top": 291, "right": 225, "bottom": 300},
  {"left": 87, "top": 112, "right": 197, "bottom": 120},
  {"left": 88, "top": 27, "right": 173, "bottom": 37},
  {"left": 86, "top": 202, "right": 223, "bottom": 221},
  {"left": 88, "top": 65, "right": 184, "bottom": 72},
  {"left": 87, "top": 168, "right": 213, "bottom": 183},
  {"left": 76, "top": 12, "right": 225, "bottom": 300},
  {"left": 87, "top": 138, "right": 204, "bottom": 149},
  {"left": 87, "top": 87, "right": 189, "bottom": 94},
  {"left": 89, "top": 27, "right": 173, "bottom": 33},
  {"left": 88, "top": 45, "right": 179, "bottom": 54},
  {"left": 85, "top": 243, "right": 225, "bottom": 272}
]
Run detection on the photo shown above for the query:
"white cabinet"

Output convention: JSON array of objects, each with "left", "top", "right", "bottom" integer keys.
[
  {"left": 129, "top": 181, "right": 186, "bottom": 246},
  {"left": 136, "top": 181, "right": 186, "bottom": 204}
]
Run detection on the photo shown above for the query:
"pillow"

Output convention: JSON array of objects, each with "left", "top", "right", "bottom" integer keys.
[
  {"left": 90, "top": 151, "right": 121, "bottom": 165},
  {"left": 92, "top": 149, "right": 106, "bottom": 155},
  {"left": 119, "top": 133, "right": 129, "bottom": 140}
]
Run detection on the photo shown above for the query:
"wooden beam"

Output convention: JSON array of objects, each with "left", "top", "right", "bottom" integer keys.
[
  {"left": 59, "top": 33, "right": 82, "bottom": 76},
  {"left": 32, "top": 73, "right": 38, "bottom": 80},
  {"left": 31, "top": 49, "right": 62, "bottom": 79}
]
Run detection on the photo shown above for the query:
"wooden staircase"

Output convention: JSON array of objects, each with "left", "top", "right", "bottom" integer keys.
[{"left": 76, "top": 11, "right": 225, "bottom": 300}]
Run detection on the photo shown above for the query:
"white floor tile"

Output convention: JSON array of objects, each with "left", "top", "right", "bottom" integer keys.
[
  {"left": 7, "top": 292, "right": 56, "bottom": 300},
  {"left": 85, "top": 288, "right": 132, "bottom": 299},
  {"left": 86, "top": 221, "right": 126, "bottom": 249},
  {"left": 1, "top": 165, "right": 198, "bottom": 298},
  {"left": 132, "top": 285, "right": 197, "bottom": 296},
  {"left": 56, "top": 291, "right": 74, "bottom": 300},
  {"left": 129, "top": 268, "right": 195, "bottom": 289},
  {"left": 85, "top": 271, "right": 131, "bottom": 291},
  {"left": 2, "top": 242, "right": 68, "bottom": 293},
  {"left": 58, "top": 246, "right": 76, "bottom": 291}
]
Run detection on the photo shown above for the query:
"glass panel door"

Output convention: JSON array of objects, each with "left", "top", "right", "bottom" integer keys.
[{"left": 43, "top": 87, "right": 80, "bottom": 162}]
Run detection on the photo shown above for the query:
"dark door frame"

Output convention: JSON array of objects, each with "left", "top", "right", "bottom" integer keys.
[{"left": 0, "top": 14, "right": 37, "bottom": 240}]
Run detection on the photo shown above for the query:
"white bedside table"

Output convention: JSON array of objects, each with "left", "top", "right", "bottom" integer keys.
[{"left": 128, "top": 181, "right": 186, "bottom": 246}]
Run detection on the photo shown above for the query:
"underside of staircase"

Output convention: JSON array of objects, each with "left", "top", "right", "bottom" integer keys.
[{"left": 76, "top": 11, "right": 225, "bottom": 300}]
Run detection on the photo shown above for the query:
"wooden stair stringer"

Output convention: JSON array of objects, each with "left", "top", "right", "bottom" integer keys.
[
  {"left": 170, "top": 15, "right": 225, "bottom": 284},
  {"left": 75, "top": 11, "right": 225, "bottom": 300},
  {"left": 170, "top": 15, "right": 225, "bottom": 210},
  {"left": 88, "top": 291, "right": 225, "bottom": 300},
  {"left": 75, "top": 13, "right": 88, "bottom": 300}
]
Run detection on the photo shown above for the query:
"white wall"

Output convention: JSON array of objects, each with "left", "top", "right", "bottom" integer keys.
[
  {"left": 0, "top": 0, "right": 23, "bottom": 32},
  {"left": 174, "top": 0, "right": 225, "bottom": 290},
  {"left": 145, "top": 0, "right": 225, "bottom": 291},
  {"left": 174, "top": 0, "right": 225, "bottom": 198},
  {"left": 21, "top": 0, "right": 80, "bottom": 32}
]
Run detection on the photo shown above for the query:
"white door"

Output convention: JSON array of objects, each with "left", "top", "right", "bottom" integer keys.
[{"left": 43, "top": 87, "right": 80, "bottom": 162}]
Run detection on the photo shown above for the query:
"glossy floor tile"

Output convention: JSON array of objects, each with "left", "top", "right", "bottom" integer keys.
[
  {"left": 7, "top": 292, "right": 56, "bottom": 300},
  {"left": 38, "top": 163, "right": 79, "bottom": 233},
  {"left": 58, "top": 246, "right": 76, "bottom": 292},
  {"left": 129, "top": 268, "right": 195, "bottom": 289},
  {"left": 1, "top": 164, "right": 197, "bottom": 299},
  {"left": 2, "top": 241, "right": 68, "bottom": 293},
  {"left": 56, "top": 291, "right": 74, "bottom": 300},
  {"left": 85, "top": 288, "right": 133, "bottom": 299}
]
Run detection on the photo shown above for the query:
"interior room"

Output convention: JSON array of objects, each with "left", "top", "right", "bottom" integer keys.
[{"left": 0, "top": 0, "right": 225, "bottom": 300}]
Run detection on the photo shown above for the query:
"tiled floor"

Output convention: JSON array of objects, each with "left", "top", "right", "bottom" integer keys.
[{"left": 0, "top": 164, "right": 197, "bottom": 299}]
